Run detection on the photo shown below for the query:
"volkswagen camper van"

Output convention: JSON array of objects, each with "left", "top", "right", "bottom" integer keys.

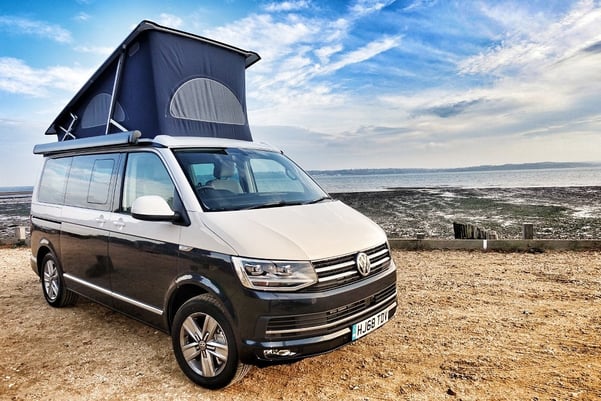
[{"left": 29, "top": 21, "right": 397, "bottom": 389}]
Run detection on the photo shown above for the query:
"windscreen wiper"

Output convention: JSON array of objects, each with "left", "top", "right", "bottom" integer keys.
[
  {"left": 243, "top": 200, "right": 303, "bottom": 210},
  {"left": 243, "top": 196, "right": 332, "bottom": 210},
  {"left": 304, "top": 196, "right": 332, "bottom": 205}
]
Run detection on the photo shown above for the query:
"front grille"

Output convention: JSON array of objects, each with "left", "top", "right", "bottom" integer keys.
[
  {"left": 265, "top": 283, "right": 397, "bottom": 340},
  {"left": 306, "top": 243, "right": 392, "bottom": 292}
]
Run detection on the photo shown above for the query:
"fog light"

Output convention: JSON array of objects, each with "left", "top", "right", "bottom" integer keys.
[{"left": 264, "top": 349, "right": 297, "bottom": 358}]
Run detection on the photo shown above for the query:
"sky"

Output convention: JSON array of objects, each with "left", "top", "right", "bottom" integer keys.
[{"left": 1, "top": 0, "right": 601, "bottom": 186}]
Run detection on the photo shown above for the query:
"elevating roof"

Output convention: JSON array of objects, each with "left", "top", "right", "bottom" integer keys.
[{"left": 46, "top": 20, "right": 260, "bottom": 142}]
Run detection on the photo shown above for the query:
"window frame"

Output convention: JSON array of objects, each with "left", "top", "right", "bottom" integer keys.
[{"left": 118, "top": 150, "right": 180, "bottom": 215}]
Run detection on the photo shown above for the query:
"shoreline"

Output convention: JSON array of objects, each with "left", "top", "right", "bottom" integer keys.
[{"left": 1, "top": 186, "right": 600, "bottom": 241}]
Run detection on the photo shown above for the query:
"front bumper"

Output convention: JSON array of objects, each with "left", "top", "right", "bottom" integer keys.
[
  {"left": 238, "top": 262, "right": 398, "bottom": 364},
  {"left": 247, "top": 296, "right": 396, "bottom": 363}
]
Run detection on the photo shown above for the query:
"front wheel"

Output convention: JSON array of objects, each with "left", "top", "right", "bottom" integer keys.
[
  {"left": 41, "top": 252, "right": 78, "bottom": 307},
  {"left": 171, "top": 294, "right": 251, "bottom": 389}
]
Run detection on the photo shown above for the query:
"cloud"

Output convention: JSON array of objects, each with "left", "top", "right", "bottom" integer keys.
[
  {"left": 319, "top": 35, "right": 402, "bottom": 74},
  {"left": 73, "top": 45, "right": 114, "bottom": 56},
  {"left": 458, "top": 1, "right": 601, "bottom": 77},
  {"left": 582, "top": 40, "right": 601, "bottom": 53},
  {"left": 0, "top": 16, "right": 72, "bottom": 43},
  {"left": 0, "top": 57, "right": 92, "bottom": 97},
  {"left": 314, "top": 44, "right": 343, "bottom": 64},
  {"left": 264, "top": 1, "right": 311, "bottom": 12},
  {"left": 402, "top": 0, "right": 438, "bottom": 12},
  {"left": 349, "top": 0, "right": 397, "bottom": 17},
  {"left": 157, "top": 13, "right": 184, "bottom": 29},
  {"left": 206, "top": 5, "right": 401, "bottom": 126},
  {"left": 74, "top": 12, "right": 91, "bottom": 22},
  {"left": 216, "top": 0, "right": 601, "bottom": 170},
  {"left": 421, "top": 99, "right": 487, "bottom": 118}
]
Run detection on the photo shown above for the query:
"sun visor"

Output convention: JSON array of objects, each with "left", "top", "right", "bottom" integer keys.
[{"left": 45, "top": 20, "right": 260, "bottom": 142}]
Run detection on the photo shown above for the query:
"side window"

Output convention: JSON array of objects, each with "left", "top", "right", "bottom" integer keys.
[
  {"left": 122, "top": 152, "right": 175, "bottom": 213},
  {"left": 38, "top": 157, "right": 72, "bottom": 204},
  {"left": 64, "top": 154, "right": 118, "bottom": 210},
  {"left": 88, "top": 159, "right": 116, "bottom": 204}
]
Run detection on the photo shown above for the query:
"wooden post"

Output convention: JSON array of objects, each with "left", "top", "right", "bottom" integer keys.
[
  {"left": 14, "top": 226, "right": 27, "bottom": 245},
  {"left": 523, "top": 223, "right": 534, "bottom": 240}
]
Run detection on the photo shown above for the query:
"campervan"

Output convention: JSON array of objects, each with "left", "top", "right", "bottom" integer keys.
[{"left": 30, "top": 21, "right": 397, "bottom": 389}]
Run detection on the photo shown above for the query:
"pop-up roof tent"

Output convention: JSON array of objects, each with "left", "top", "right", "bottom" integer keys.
[{"left": 46, "top": 20, "right": 260, "bottom": 142}]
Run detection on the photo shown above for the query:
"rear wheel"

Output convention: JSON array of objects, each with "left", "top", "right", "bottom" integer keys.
[
  {"left": 171, "top": 294, "right": 251, "bottom": 389},
  {"left": 41, "top": 252, "right": 78, "bottom": 307}
]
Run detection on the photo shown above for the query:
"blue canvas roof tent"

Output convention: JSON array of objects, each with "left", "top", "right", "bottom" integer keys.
[{"left": 46, "top": 20, "right": 260, "bottom": 142}]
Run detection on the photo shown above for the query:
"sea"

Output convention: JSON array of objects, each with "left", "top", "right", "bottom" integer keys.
[
  {"left": 312, "top": 166, "right": 601, "bottom": 193},
  {"left": 0, "top": 166, "right": 600, "bottom": 195}
]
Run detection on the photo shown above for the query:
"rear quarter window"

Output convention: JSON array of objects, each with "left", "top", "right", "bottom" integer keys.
[{"left": 38, "top": 157, "right": 72, "bottom": 204}]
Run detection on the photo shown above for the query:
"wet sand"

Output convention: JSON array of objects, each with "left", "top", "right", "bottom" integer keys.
[
  {"left": 0, "top": 191, "right": 31, "bottom": 241},
  {"left": 334, "top": 186, "right": 601, "bottom": 239},
  {"left": 1, "top": 186, "right": 601, "bottom": 241}
]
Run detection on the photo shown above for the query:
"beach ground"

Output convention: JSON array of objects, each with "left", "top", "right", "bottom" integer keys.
[
  {"left": 2, "top": 247, "right": 600, "bottom": 401},
  {"left": 2, "top": 186, "right": 601, "bottom": 242},
  {"left": 335, "top": 186, "right": 601, "bottom": 240}
]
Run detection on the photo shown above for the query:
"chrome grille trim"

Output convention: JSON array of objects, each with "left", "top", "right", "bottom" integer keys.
[
  {"left": 266, "top": 292, "right": 397, "bottom": 336},
  {"left": 370, "top": 248, "right": 389, "bottom": 259},
  {"left": 305, "top": 243, "right": 393, "bottom": 291},
  {"left": 314, "top": 260, "right": 355, "bottom": 274},
  {"left": 317, "top": 270, "right": 357, "bottom": 283},
  {"left": 370, "top": 256, "right": 390, "bottom": 269}
]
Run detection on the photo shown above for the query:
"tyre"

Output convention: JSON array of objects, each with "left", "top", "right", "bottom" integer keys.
[
  {"left": 171, "top": 294, "right": 251, "bottom": 389},
  {"left": 41, "top": 252, "right": 78, "bottom": 307}
]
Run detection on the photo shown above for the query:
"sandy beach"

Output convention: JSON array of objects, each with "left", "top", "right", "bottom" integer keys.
[{"left": 2, "top": 247, "right": 600, "bottom": 400}]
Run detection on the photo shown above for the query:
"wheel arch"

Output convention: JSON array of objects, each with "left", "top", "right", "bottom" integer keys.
[
  {"left": 164, "top": 273, "right": 237, "bottom": 334},
  {"left": 35, "top": 242, "right": 58, "bottom": 277}
]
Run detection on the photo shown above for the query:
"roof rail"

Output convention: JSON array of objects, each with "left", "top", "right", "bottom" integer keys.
[{"left": 33, "top": 131, "right": 142, "bottom": 156}]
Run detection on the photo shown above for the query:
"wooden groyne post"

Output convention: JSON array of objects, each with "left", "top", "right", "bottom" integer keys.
[
  {"left": 453, "top": 222, "right": 498, "bottom": 240},
  {"left": 523, "top": 223, "right": 534, "bottom": 240}
]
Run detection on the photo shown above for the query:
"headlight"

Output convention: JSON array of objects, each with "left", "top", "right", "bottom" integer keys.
[{"left": 232, "top": 257, "right": 317, "bottom": 291}]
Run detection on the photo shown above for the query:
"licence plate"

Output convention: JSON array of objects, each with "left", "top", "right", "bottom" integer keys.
[{"left": 351, "top": 309, "right": 389, "bottom": 341}]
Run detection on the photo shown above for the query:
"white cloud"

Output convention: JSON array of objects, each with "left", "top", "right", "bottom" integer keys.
[
  {"left": 459, "top": 0, "right": 601, "bottom": 76},
  {"left": 349, "top": 0, "right": 396, "bottom": 17},
  {"left": 73, "top": 45, "right": 114, "bottom": 56},
  {"left": 0, "top": 58, "right": 92, "bottom": 97},
  {"left": 74, "top": 12, "right": 91, "bottom": 22},
  {"left": 206, "top": 13, "right": 321, "bottom": 62},
  {"left": 319, "top": 35, "right": 402, "bottom": 74},
  {"left": 0, "top": 16, "right": 72, "bottom": 43},
  {"left": 157, "top": 13, "right": 184, "bottom": 29},
  {"left": 314, "top": 43, "right": 343, "bottom": 64},
  {"left": 207, "top": 8, "right": 400, "bottom": 124},
  {"left": 264, "top": 1, "right": 311, "bottom": 12}
]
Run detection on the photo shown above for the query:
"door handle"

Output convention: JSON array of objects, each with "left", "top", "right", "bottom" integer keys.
[
  {"left": 113, "top": 219, "right": 126, "bottom": 229},
  {"left": 95, "top": 215, "right": 107, "bottom": 225}
]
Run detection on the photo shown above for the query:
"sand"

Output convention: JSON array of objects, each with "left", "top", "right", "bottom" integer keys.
[{"left": 2, "top": 247, "right": 600, "bottom": 400}]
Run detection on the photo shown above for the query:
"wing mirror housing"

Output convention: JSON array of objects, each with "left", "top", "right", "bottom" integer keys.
[{"left": 131, "top": 195, "right": 177, "bottom": 222}]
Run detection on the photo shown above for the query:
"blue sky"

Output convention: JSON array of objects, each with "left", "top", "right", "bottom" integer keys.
[{"left": 2, "top": 0, "right": 601, "bottom": 186}]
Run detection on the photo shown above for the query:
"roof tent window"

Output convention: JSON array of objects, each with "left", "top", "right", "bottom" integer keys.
[
  {"left": 170, "top": 78, "right": 246, "bottom": 125},
  {"left": 81, "top": 93, "right": 126, "bottom": 129}
]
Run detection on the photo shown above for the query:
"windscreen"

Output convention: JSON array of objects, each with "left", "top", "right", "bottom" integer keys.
[{"left": 174, "top": 148, "right": 330, "bottom": 211}]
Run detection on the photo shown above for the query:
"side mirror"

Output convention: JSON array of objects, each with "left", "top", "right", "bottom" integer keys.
[{"left": 131, "top": 195, "right": 176, "bottom": 222}]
